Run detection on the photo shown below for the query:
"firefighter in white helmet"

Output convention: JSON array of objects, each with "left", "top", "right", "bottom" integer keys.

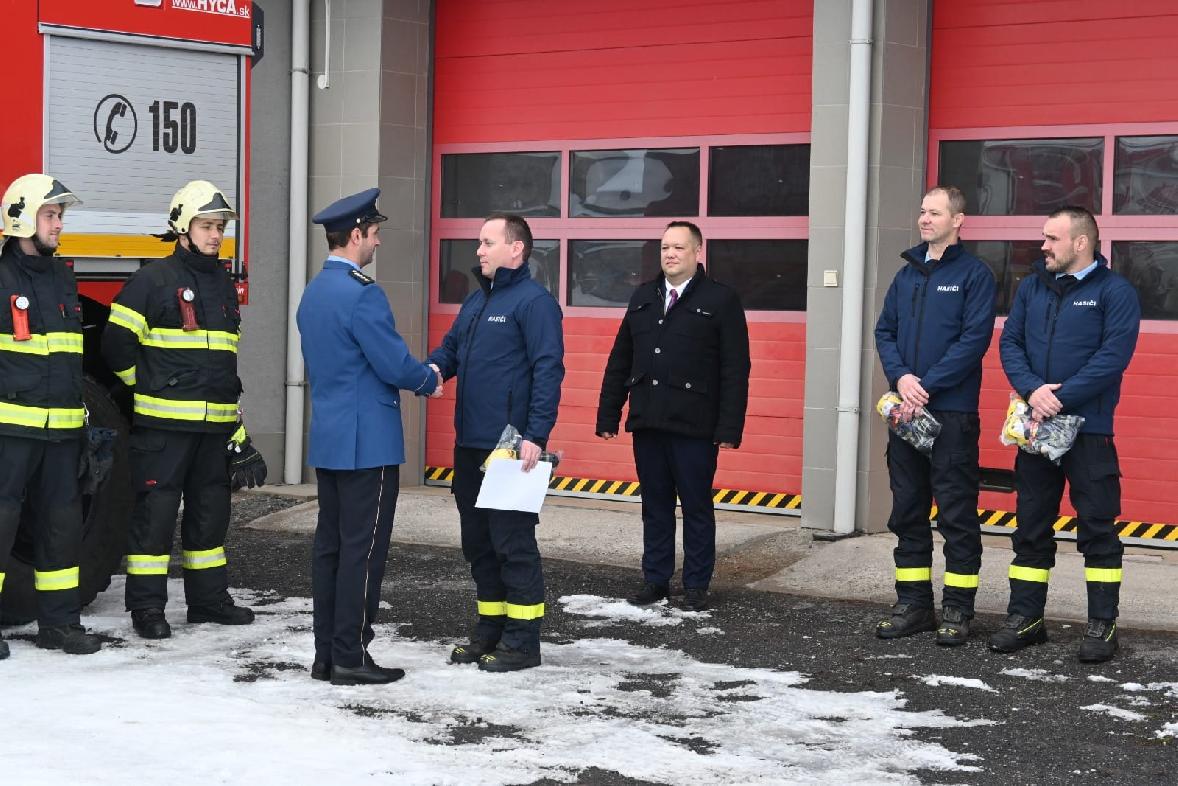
[
  {"left": 103, "top": 180, "right": 266, "bottom": 641},
  {"left": 0, "top": 174, "right": 102, "bottom": 658}
]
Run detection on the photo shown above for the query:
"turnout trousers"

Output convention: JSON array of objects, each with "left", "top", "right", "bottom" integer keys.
[
  {"left": 1008, "top": 434, "right": 1123, "bottom": 620},
  {"left": 312, "top": 465, "right": 399, "bottom": 668},
  {"left": 885, "top": 411, "right": 982, "bottom": 614},
  {"left": 452, "top": 447, "right": 544, "bottom": 653},
  {"left": 632, "top": 430, "right": 719, "bottom": 591},
  {"left": 0, "top": 436, "right": 84, "bottom": 628},
  {"left": 124, "top": 428, "right": 233, "bottom": 611}
]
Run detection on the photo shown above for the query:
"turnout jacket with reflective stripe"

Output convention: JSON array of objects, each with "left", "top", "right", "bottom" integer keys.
[
  {"left": 102, "top": 244, "right": 242, "bottom": 433},
  {"left": 0, "top": 239, "right": 85, "bottom": 440}
]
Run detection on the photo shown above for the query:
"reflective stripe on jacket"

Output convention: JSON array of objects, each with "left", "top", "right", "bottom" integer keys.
[
  {"left": 0, "top": 238, "right": 85, "bottom": 440},
  {"left": 102, "top": 244, "right": 242, "bottom": 432}
]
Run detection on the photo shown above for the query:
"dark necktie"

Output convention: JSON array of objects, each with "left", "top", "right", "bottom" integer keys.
[{"left": 668, "top": 288, "right": 679, "bottom": 309}]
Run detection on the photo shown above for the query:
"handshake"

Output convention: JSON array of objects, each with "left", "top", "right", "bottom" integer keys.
[{"left": 427, "top": 363, "right": 445, "bottom": 399}]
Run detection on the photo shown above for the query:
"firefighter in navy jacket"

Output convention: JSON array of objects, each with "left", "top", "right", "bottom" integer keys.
[
  {"left": 873, "top": 186, "right": 996, "bottom": 645},
  {"left": 992, "top": 206, "right": 1140, "bottom": 663},
  {"left": 103, "top": 181, "right": 263, "bottom": 641},
  {"left": 428, "top": 214, "right": 564, "bottom": 673},
  {"left": 596, "top": 221, "right": 750, "bottom": 613},
  {"left": 0, "top": 174, "right": 101, "bottom": 657},
  {"left": 297, "top": 188, "right": 438, "bottom": 686}
]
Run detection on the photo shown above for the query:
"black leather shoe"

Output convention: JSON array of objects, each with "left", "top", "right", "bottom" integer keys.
[
  {"left": 680, "top": 587, "right": 709, "bottom": 612},
  {"left": 1078, "top": 618, "right": 1118, "bottom": 663},
  {"left": 450, "top": 638, "right": 497, "bottom": 664},
  {"left": 478, "top": 645, "right": 541, "bottom": 673},
  {"left": 36, "top": 624, "right": 102, "bottom": 655},
  {"left": 988, "top": 614, "right": 1048, "bottom": 653},
  {"left": 0, "top": 630, "right": 9, "bottom": 660},
  {"left": 311, "top": 660, "right": 331, "bottom": 681},
  {"left": 876, "top": 603, "right": 937, "bottom": 639},
  {"left": 936, "top": 606, "right": 971, "bottom": 646},
  {"left": 628, "top": 582, "right": 670, "bottom": 606},
  {"left": 132, "top": 608, "right": 172, "bottom": 639},
  {"left": 187, "top": 601, "right": 255, "bottom": 625},
  {"left": 330, "top": 662, "right": 406, "bottom": 686}
]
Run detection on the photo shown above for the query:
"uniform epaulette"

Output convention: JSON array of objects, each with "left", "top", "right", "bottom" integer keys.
[{"left": 348, "top": 268, "right": 375, "bottom": 286}]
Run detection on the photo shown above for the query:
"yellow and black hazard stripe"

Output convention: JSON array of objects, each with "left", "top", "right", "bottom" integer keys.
[
  {"left": 928, "top": 506, "right": 1178, "bottom": 550},
  {"left": 424, "top": 466, "right": 802, "bottom": 513}
]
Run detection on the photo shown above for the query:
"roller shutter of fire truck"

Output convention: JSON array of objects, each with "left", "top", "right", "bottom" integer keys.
[{"left": 45, "top": 32, "right": 244, "bottom": 270}]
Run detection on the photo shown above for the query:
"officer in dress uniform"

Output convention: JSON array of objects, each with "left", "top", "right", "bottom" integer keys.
[{"left": 297, "top": 188, "right": 439, "bottom": 686}]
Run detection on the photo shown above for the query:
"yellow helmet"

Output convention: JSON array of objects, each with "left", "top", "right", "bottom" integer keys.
[
  {"left": 167, "top": 180, "right": 237, "bottom": 235},
  {"left": 2, "top": 174, "right": 82, "bottom": 238}
]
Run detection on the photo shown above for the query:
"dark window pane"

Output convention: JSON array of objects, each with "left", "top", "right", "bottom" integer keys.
[
  {"left": 439, "top": 239, "right": 560, "bottom": 304},
  {"left": 939, "top": 138, "right": 1103, "bottom": 215},
  {"left": 960, "top": 240, "right": 1042, "bottom": 316},
  {"left": 567, "top": 240, "right": 661, "bottom": 307},
  {"left": 440, "top": 152, "right": 560, "bottom": 218},
  {"left": 708, "top": 240, "right": 807, "bottom": 311},
  {"left": 570, "top": 148, "right": 699, "bottom": 217},
  {"left": 708, "top": 144, "right": 809, "bottom": 216},
  {"left": 1114, "top": 136, "right": 1178, "bottom": 215},
  {"left": 1111, "top": 241, "right": 1178, "bottom": 320}
]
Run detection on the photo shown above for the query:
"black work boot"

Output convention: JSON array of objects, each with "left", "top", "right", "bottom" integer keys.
[
  {"left": 1077, "top": 618, "right": 1118, "bottom": 664},
  {"left": 936, "top": 606, "right": 971, "bottom": 646},
  {"left": 988, "top": 614, "right": 1048, "bottom": 653},
  {"left": 0, "top": 629, "right": 9, "bottom": 660},
  {"left": 876, "top": 603, "right": 937, "bottom": 639},
  {"left": 680, "top": 588, "right": 709, "bottom": 612},
  {"left": 187, "top": 600, "right": 255, "bottom": 625},
  {"left": 478, "top": 644, "right": 541, "bottom": 673},
  {"left": 36, "top": 623, "right": 102, "bottom": 654},
  {"left": 450, "top": 638, "right": 498, "bottom": 665},
  {"left": 132, "top": 608, "right": 172, "bottom": 639},
  {"left": 330, "top": 661, "right": 406, "bottom": 686},
  {"left": 628, "top": 582, "right": 669, "bottom": 606}
]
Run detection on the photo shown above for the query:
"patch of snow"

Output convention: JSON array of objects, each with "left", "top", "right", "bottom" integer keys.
[
  {"left": 917, "top": 675, "right": 997, "bottom": 693},
  {"left": 1087, "top": 675, "right": 1115, "bottom": 683},
  {"left": 1080, "top": 704, "right": 1147, "bottom": 722},
  {"left": 559, "top": 594, "right": 707, "bottom": 627},
  {"left": 1121, "top": 681, "right": 1178, "bottom": 699},
  {"left": 999, "top": 668, "right": 1068, "bottom": 683},
  {"left": 1156, "top": 722, "right": 1178, "bottom": 739},
  {"left": 0, "top": 580, "right": 986, "bottom": 785}
]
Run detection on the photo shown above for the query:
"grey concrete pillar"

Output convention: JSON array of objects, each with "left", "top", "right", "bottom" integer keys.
[
  {"left": 801, "top": 0, "right": 931, "bottom": 532},
  {"left": 303, "top": 0, "right": 432, "bottom": 486},
  {"left": 241, "top": 0, "right": 293, "bottom": 478}
]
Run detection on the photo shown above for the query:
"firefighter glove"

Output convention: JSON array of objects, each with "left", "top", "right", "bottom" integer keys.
[{"left": 227, "top": 424, "right": 268, "bottom": 490}]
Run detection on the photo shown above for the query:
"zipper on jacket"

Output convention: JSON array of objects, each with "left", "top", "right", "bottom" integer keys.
[
  {"left": 910, "top": 266, "right": 931, "bottom": 368},
  {"left": 1044, "top": 294, "right": 1060, "bottom": 380},
  {"left": 456, "top": 292, "right": 492, "bottom": 442}
]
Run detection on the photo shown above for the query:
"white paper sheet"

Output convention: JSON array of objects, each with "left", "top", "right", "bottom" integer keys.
[{"left": 474, "top": 459, "right": 554, "bottom": 513}]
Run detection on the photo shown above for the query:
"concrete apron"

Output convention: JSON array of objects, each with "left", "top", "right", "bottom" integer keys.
[{"left": 245, "top": 486, "right": 1178, "bottom": 632}]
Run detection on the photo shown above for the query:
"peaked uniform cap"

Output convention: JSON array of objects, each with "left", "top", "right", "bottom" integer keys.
[
  {"left": 312, "top": 188, "right": 388, "bottom": 233},
  {"left": 2, "top": 174, "right": 82, "bottom": 238}
]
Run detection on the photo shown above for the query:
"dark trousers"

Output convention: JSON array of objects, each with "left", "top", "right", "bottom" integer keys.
[
  {"left": 312, "top": 465, "right": 399, "bottom": 668},
  {"left": 0, "top": 436, "right": 83, "bottom": 628},
  {"left": 125, "top": 428, "right": 233, "bottom": 611},
  {"left": 632, "top": 430, "right": 719, "bottom": 591},
  {"left": 452, "top": 447, "right": 544, "bottom": 653},
  {"left": 1009, "top": 434, "right": 1123, "bottom": 620},
  {"left": 885, "top": 411, "right": 982, "bottom": 613}
]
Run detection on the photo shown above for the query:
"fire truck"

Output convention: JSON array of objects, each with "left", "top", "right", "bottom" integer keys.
[{"left": 0, "top": 0, "right": 260, "bottom": 623}]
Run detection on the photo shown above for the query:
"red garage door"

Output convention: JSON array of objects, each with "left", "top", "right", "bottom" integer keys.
[
  {"left": 930, "top": 0, "right": 1178, "bottom": 526},
  {"left": 427, "top": 0, "right": 814, "bottom": 501}
]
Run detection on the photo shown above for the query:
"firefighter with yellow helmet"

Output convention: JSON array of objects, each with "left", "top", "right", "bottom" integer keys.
[
  {"left": 0, "top": 174, "right": 102, "bottom": 657},
  {"left": 102, "top": 180, "right": 266, "bottom": 640}
]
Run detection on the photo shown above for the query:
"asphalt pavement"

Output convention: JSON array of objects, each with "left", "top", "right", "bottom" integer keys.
[{"left": 226, "top": 486, "right": 1178, "bottom": 785}]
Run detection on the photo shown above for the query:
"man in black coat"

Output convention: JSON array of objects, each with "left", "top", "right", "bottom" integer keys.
[{"left": 596, "top": 221, "right": 750, "bottom": 611}]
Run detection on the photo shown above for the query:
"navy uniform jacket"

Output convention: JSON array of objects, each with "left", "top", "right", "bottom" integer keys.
[
  {"left": 427, "top": 263, "right": 564, "bottom": 449},
  {"left": 875, "top": 242, "right": 997, "bottom": 413},
  {"left": 297, "top": 258, "right": 437, "bottom": 469},
  {"left": 1000, "top": 257, "right": 1140, "bottom": 435}
]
